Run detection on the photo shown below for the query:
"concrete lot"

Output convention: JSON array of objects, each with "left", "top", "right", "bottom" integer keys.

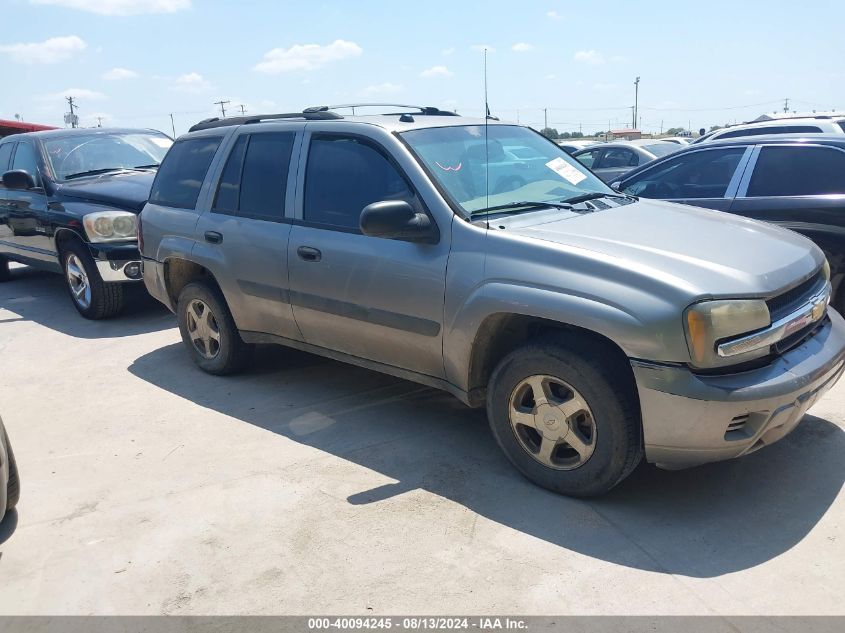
[{"left": 0, "top": 263, "right": 843, "bottom": 615}]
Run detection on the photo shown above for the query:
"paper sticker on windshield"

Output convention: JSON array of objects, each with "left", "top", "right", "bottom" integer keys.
[{"left": 546, "top": 157, "right": 587, "bottom": 185}]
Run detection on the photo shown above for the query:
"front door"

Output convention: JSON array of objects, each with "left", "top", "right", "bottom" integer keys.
[
  {"left": 3, "top": 140, "right": 51, "bottom": 264},
  {"left": 287, "top": 132, "right": 449, "bottom": 379}
]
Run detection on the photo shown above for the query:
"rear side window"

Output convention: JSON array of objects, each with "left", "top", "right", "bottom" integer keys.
[
  {"left": 213, "top": 132, "right": 294, "bottom": 220},
  {"left": 719, "top": 125, "right": 822, "bottom": 139},
  {"left": 746, "top": 146, "right": 845, "bottom": 197},
  {"left": 599, "top": 148, "right": 637, "bottom": 168},
  {"left": 303, "top": 136, "right": 415, "bottom": 231},
  {"left": 149, "top": 136, "right": 221, "bottom": 209},
  {"left": 0, "top": 143, "right": 14, "bottom": 173}
]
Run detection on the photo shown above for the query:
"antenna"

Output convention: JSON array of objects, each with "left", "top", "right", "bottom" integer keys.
[{"left": 484, "top": 47, "right": 490, "bottom": 213}]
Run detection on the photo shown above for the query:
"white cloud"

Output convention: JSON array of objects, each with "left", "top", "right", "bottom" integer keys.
[
  {"left": 102, "top": 67, "right": 137, "bottom": 80},
  {"left": 420, "top": 65, "right": 453, "bottom": 79},
  {"left": 471, "top": 44, "right": 495, "bottom": 53},
  {"left": 45, "top": 87, "right": 107, "bottom": 101},
  {"left": 512, "top": 43, "right": 533, "bottom": 52},
  {"left": 573, "top": 49, "right": 604, "bottom": 65},
  {"left": 359, "top": 82, "right": 403, "bottom": 97},
  {"left": 254, "top": 39, "right": 362, "bottom": 73},
  {"left": 30, "top": 0, "right": 190, "bottom": 15},
  {"left": 441, "top": 47, "right": 455, "bottom": 56},
  {"left": 0, "top": 35, "right": 86, "bottom": 64},
  {"left": 547, "top": 10, "right": 563, "bottom": 20},
  {"left": 174, "top": 72, "right": 210, "bottom": 93}
]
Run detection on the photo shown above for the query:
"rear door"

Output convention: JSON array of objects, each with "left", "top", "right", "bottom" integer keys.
[
  {"left": 619, "top": 145, "right": 752, "bottom": 211},
  {"left": 286, "top": 128, "right": 449, "bottom": 378},
  {"left": 193, "top": 126, "right": 302, "bottom": 340}
]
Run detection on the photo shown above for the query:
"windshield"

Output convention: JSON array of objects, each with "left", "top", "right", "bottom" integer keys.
[
  {"left": 401, "top": 125, "right": 611, "bottom": 215},
  {"left": 44, "top": 132, "right": 173, "bottom": 181},
  {"left": 645, "top": 143, "right": 679, "bottom": 157}
]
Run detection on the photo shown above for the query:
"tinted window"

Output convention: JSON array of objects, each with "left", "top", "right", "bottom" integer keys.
[
  {"left": 719, "top": 125, "right": 822, "bottom": 140},
  {"left": 12, "top": 142, "right": 39, "bottom": 179},
  {"left": 599, "top": 148, "right": 637, "bottom": 168},
  {"left": 0, "top": 143, "right": 13, "bottom": 173},
  {"left": 304, "top": 136, "right": 415, "bottom": 230},
  {"left": 746, "top": 146, "right": 845, "bottom": 197},
  {"left": 838, "top": 122, "right": 845, "bottom": 133},
  {"left": 575, "top": 149, "right": 599, "bottom": 168},
  {"left": 213, "top": 136, "right": 247, "bottom": 213},
  {"left": 622, "top": 147, "right": 746, "bottom": 199},
  {"left": 239, "top": 133, "right": 294, "bottom": 220},
  {"left": 149, "top": 137, "right": 221, "bottom": 209}
]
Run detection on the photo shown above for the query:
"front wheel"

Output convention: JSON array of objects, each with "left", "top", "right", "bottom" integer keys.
[
  {"left": 61, "top": 242, "right": 124, "bottom": 319},
  {"left": 487, "top": 338, "right": 643, "bottom": 497},
  {"left": 177, "top": 282, "right": 253, "bottom": 375}
]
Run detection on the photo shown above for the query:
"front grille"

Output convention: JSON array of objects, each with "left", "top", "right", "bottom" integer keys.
[
  {"left": 773, "top": 317, "right": 827, "bottom": 355},
  {"left": 766, "top": 268, "right": 825, "bottom": 321}
]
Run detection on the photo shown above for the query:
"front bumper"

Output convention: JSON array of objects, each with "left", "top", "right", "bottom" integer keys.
[
  {"left": 89, "top": 242, "right": 142, "bottom": 283},
  {"left": 633, "top": 309, "right": 845, "bottom": 469}
]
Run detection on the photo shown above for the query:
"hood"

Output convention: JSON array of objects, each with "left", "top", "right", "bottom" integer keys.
[
  {"left": 55, "top": 170, "right": 156, "bottom": 212},
  {"left": 500, "top": 198, "right": 822, "bottom": 298}
]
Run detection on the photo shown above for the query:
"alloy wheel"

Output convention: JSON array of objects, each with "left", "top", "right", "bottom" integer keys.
[
  {"left": 65, "top": 253, "right": 92, "bottom": 310},
  {"left": 186, "top": 299, "right": 221, "bottom": 359}
]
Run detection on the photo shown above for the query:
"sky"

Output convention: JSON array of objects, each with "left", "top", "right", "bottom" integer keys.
[{"left": 1, "top": 0, "right": 843, "bottom": 137}]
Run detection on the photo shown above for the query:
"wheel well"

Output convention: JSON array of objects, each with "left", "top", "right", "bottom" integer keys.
[
  {"left": 466, "top": 314, "right": 633, "bottom": 407},
  {"left": 54, "top": 229, "right": 85, "bottom": 255},
  {"left": 163, "top": 258, "right": 221, "bottom": 306}
]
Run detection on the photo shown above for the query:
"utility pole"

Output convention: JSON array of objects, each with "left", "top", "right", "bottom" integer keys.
[
  {"left": 238, "top": 104, "right": 247, "bottom": 116},
  {"left": 544, "top": 108, "right": 548, "bottom": 130},
  {"left": 96, "top": 116, "right": 102, "bottom": 128},
  {"left": 214, "top": 100, "right": 230, "bottom": 118},
  {"left": 66, "top": 96, "right": 78, "bottom": 128},
  {"left": 170, "top": 113, "right": 176, "bottom": 138},
  {"left": 633, "top": 76, "right": 640, "bottom": 129},
  {"left": 783, "top": 97, "right": 790, "bottom": 113},
  {"left": 660, "top": 120, "right": 663, "bottom": 134}
]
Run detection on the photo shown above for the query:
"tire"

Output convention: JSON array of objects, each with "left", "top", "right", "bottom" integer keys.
[
  {"left": 486, "top": 336, "right": 643, "bottom": 497},
  {"left": 0, "top": 257, "right": 10, "bottom": 282},
  {"left": 4, "top": 428, "right": 19, "bottom": 512},
  {"left": 176, "top": 282, "right": 253, "bottom": 375},
  {"left": 60, "top": 241, "right": 124, "bottom": 319}
]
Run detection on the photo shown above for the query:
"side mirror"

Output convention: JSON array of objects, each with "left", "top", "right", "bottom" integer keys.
[
  {"left": 610, "top": 181, "right": 622, "bottom": 191},
  {"left": 360, "top": 200, "right": 437, "bottom": 243},
  {"left": 2, "top": 170, "right": 36, "bottom": 191}
]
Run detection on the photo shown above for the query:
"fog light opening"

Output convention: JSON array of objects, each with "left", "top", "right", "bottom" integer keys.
[{"left": 124, "top": 262, "right": 142, "bottom": 280}]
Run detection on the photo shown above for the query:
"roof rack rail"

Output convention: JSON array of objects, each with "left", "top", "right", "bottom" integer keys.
[
  {"left": 304, "top": 103, "right": 459, "bottom": 117},
  {"left": 188, "top": 110, "right": 343, "bottom": 133}
]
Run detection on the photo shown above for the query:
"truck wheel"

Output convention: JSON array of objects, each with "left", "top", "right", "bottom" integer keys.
[
  {"left": 0, "top": 257, "right": 10, "bottom": 282},
  {"left": 487, "top": 338, "right": 643, "bottom": 497},
  {"left": 177, "top": 282, "right": 253, "bottom": 375},
  {"left": 61, "top": 242, "right": 124, "bottom": 319},
  {"left": 4, "top": 428, "right": 19, "bottom": 512}
]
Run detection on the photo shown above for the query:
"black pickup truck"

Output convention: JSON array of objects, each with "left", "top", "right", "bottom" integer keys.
[{"left": 0, "top": 128, "right": 172, "bottom": 318}]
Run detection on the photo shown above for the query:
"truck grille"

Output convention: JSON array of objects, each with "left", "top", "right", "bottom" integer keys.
[{"left": 766, "top": 268, "right": 825, "bottom": 321}]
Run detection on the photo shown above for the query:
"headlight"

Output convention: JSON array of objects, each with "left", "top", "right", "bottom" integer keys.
[
  {"left": 82, "top": 211, "right": 138, "bottom": 243},
  {"left": 684, "top": 299, "right": 771, "bottom": 368}
]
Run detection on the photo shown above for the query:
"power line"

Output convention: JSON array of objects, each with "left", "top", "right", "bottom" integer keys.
[
  {"left": 213, "top": 100, "right": 230, "bottom": 117},
  {"left": 237, "top": 104, "right": 247, "bottom": 115}
]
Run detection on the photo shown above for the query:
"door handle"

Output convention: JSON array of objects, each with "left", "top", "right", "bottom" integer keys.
[
  {"left": 204, "top": 231, "right": 223, "bottom": 244},
  {"left": 297, "top": 246, "right": 322, "bottom": 262}
]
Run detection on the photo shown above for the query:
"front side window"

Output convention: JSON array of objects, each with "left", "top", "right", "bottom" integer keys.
[
  {"left": 213, "top": 132, "right": 294, "bottom": 221},
  {"left": 149, "top": 136, "right": 221, "bottom": 210},
  {"left": 0, "top": 142, "right": 14, "bottom": 173},
  {"left": 12, "top": 142, "right": 40, "bottom": 181},
  {"left": 401, "top": 125, "right": 610, "bottom": 214},
  {"left": 303, "top": 136, "right": 415, "bottom": 230},
  {"left": 575, "top": 149, "right": 600, "bottom": 168},
  {"left": 746, "top": 146, "right": 845, "bottom": 197},
  {"left": 622, "top": 147, "right": 747, "bottom": 199},
  {"left": 43, "top": 132, "right": 172, "bottom": 181},
  {"left": 599, "top": 148, "right": 637, "bottom": 168}
]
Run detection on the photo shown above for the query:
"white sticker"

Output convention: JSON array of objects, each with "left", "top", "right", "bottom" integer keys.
[{"left": 545, "top": 157, "right": 587, "bottom": 185}]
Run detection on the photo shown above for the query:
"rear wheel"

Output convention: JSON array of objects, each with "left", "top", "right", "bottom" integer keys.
[
  {"left": 4, "top": 428, "right": 19, "bottom": 512},
  {"left": 177, "top": 282, "right": 253, "bottom": 375},
  {"left": 486, "top": 337, "right": 643, "bottom": 497},
  {"left": 61, "top": 241, "right": 124, "bottom": 319}
]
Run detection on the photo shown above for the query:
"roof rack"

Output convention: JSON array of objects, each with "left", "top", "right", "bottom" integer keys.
[
  {"left": 304, "top": 103, "right": 459, "bottom": 117},
  {"left": 188, "top": 110, "right": 342, "bottom": 133}
]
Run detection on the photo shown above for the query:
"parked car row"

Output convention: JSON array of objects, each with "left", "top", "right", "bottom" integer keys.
[{"left": 2, "top": 104, "right": 844, "bottom": 498}]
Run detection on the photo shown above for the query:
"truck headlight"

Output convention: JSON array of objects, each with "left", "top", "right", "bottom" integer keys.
[
  {"left": 684, "top": 299, "right": 771, "bottom": 368},
  {"left": 82, "top": 211, "right": 138, "bottom": 243}
]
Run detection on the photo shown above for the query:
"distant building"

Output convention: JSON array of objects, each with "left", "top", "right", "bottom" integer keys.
[
  {"left": 609, "top": 128, "right": 641, "bottom": 140},
  {"left": 0, "top": 118, "right": 57, "bottom": 139}
]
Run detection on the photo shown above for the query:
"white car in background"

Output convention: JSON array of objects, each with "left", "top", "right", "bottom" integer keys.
[{"left": 694, "top": 115, "right": 845, "bottom": 143}]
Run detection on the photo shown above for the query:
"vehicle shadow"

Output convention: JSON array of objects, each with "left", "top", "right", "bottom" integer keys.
[
  {"left": 0, "top": 510, "right": 17, "bottom": 547},
  {"left": 129, "top": 343, "right": 845, "bottom": 578},
  {"left": 0, "top": 265, "right": 173, "bottom": 338}
]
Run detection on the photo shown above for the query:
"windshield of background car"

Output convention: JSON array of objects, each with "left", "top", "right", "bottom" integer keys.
[
  {"left": 401, "top": 125, "right": 611, "bottom": 214},
  {"left": 44, "top": 132, "right": 174, "bottom": 181}
]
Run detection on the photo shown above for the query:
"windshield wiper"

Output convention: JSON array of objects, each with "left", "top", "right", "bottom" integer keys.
[
  {"left": 470, "top": 200, "right": 573, "bottom": 218},
  {"left": 64, "top": 167, "right": 130, "bottom": 180},
  {"left": 558, "top": 191, "right": 631, "bottom": 205},
  {"left": 132, "top": 164, "right": 160, "bottom": 169}
]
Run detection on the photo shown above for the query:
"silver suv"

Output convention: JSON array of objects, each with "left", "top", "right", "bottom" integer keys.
[{"left": 139, "top": 105, "right": 845, "bottom": 496}]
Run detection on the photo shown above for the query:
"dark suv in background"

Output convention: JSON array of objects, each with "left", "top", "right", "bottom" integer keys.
[
  {"left": 614, "top": 135, "right": 845, "bottom": 311},
  {"left": 0, "top": 128, "right": 172, "bottom": 318}
]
